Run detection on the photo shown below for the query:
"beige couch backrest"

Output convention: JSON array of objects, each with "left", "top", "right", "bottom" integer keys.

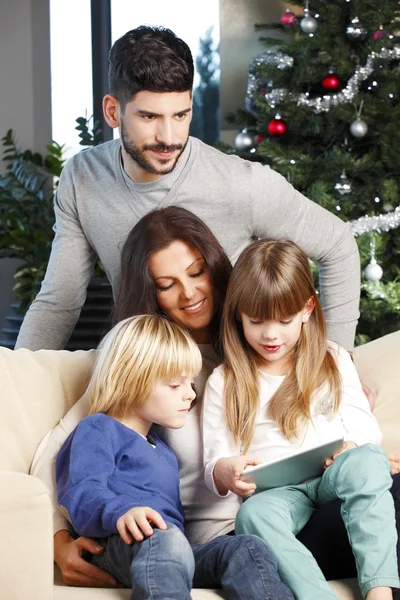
[
  {"left": 1, "top": 331, "right": 399, "bottom": 474},
  {"left": 0, "top": 347, "right": 95, "bottom": 472},
  {"left": 353, "top": 330, "right": 400, "bottom": 455}
]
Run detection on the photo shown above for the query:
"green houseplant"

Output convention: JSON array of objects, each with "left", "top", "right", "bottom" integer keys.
[
  {"left": 0, "top": 129, "right": 64, "bottom": 312},
  {"left": 0, "top": 118, "right": 112, "bottom": 350},
  {"left": 0, "top": 116, "right": 103, "bottom": 313}
]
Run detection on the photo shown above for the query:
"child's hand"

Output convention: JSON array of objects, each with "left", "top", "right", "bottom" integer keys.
[
  {"left": 116, "top": 507, "right": 167, "bottom": 544},
  {"left": 388, "top": 453, "right": 400, "bottom": 475},
  {"left": 214, "top": 456, "right": 261, "bottom": 498},
  {"left": 324, "top": 441, "right": 358, "bottom": 469}
]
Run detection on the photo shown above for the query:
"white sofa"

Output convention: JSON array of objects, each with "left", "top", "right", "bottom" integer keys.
[{"left": 1, "top": 330, "right": 400, "bottom": 600}]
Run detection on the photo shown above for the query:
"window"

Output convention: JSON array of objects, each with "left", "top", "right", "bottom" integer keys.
[
  {"left": 50, "top": 0, "right": 93, "bottom": 159},
  {"left": 111, "top": 0, "right": 220, "bottom": 144},
  {"left": 50, "top": 0, "right": 220, "bottom": 158}
]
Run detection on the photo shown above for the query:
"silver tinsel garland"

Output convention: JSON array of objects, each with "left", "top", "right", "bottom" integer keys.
[
  {"left": 245, "top": 49, "right": 293, "bottom": 113},
  {"left": 245, "top": 46, "right": 400, "bottom": 238},
  {"left": 246, "top": 46, "right": 400, "bottom": 114},
  {"left": 349, "top": 206, "right": 400, "bottom": 236}
]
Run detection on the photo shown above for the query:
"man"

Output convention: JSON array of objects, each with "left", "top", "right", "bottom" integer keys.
[{"left": 16, "top": 25, "right": 360, "bottom": 351}]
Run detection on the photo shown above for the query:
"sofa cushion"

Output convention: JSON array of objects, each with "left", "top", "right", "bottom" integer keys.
[
  {"left": 53, "top": 567, "right": 361, "bottom": 599},
  {"left": 0, "top": 347, "right": 94, "bottom": 473},
  {"left": 353, "top": 330, "right": 400, "bottom": 454}
]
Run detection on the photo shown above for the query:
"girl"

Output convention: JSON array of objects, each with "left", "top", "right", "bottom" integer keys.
[
  {"left": 202, "top": 239, "right": 399, "bottom": 600},
  {"left": 55, "top": 313, "right": 294, "bottom": 600}
]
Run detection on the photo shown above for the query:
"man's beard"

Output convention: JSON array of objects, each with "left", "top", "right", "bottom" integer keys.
[{"left": 120, "top": 121, "right": 188, "bottom": 176}]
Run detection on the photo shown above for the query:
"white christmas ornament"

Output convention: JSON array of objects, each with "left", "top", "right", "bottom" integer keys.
[
  {"left": 334, "top": 171, "right": 352, "bottom": 195},
  {"left": 300, "top": 9, "right": 318, "bottom": 34},
  {"left": 235, "top": 129, "right": 256, "bottom": 151},
  {"left": 346, "top": 16, "right": 368, "bottom": 41},
  {"left": 350, "top": 118, "right": 368, "bottom": 138},
  {"left": 364, "top": 259, "right": 383, "bottom": 282}
]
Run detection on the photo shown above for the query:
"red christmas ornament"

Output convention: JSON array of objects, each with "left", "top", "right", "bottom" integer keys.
[
  {"left": 373, "top": 28, "right": 388, "bottom": 41},
  {"left": 321, "top": 74, "right": 341, "bottom": 91},
  {"left": 280, "top": 11, "right": 297, "bottom": 27},
  {"left": 256, "top": 135, "right": 265, "bottom": 143},
  {"left": 267, "top": 118, "right": 287, "bottom": 137}
]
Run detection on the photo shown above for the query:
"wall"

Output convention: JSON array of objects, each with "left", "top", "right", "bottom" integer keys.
[
  {"left": 219, "top": 0, "right": 294, "bottom": 144},
  {"left": 0, "top": 0, "right": 51, "bottom": 333},
  {"left": 0, "top": 0, "right": 51, "bottom": 163}
]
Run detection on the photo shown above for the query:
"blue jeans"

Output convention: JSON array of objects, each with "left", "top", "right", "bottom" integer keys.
[
  {"left": 92, "top": 524, "right": 194, "bottom": 600},
  {"left": 191, "top": 532, "right": 294, "bottom": 599},
  {"left": 92, "top": 523, "right": 294, "bottom": 600}
]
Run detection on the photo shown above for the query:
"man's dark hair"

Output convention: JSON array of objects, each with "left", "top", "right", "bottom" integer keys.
[{"left": 108, "top": 25, "right": 194, "bottom": 110}]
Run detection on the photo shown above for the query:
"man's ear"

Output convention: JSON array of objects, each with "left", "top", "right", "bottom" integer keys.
[
  {"left": 302, "top": 296, "right": 315, "bottom": 323},
  {"left": 103, "top": 94, "right": 120, "bottom": 128},
  {"left": 188, "top": 92, "right": 193, "bottom": 125}
]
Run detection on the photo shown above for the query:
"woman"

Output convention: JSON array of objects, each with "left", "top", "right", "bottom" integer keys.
[
  {"left": 32, "top": 206, "right": 239, "bottom": 588},
  {"left": 31, "top": 206, "right": 400, "bottom": 589}
]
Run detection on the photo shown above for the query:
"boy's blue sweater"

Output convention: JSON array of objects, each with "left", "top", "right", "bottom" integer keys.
[{"left": 56, "top": 413, "right": 184, "bottom": 538}]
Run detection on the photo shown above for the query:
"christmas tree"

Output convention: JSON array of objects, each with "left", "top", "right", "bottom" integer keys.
[{"left": 224, "top": 0, "right": 400, "bottom": 344}]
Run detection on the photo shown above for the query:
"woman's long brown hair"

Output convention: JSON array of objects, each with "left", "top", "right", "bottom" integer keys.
[
  {"left": 222, "top": 239, "right": 342, "bottom": 452},
  {"left": 114, "top": 206, "right": 232, "bottom": 359}
]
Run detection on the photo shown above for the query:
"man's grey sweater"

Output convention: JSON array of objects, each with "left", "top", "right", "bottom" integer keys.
[{"left": 16, "top": 137, "right": 360, "bottom": 351}]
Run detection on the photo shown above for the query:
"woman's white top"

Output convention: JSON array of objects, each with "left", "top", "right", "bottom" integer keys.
[{"left": 202, "top": 343, "right": 382, "bottom": 496}]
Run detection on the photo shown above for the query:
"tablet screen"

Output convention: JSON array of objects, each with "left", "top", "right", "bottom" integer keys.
[{"left": 240, "top": 438, "right": 344, "bottom": 491}]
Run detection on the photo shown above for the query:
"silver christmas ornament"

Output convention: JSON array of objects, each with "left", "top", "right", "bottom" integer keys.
[
  {"left": 235, "top": 129, "right": 256, "bottom": 152},
  {"left": 346, "top": 16, "right": 368, "bottom": 41},
  {"left": 364, "top": 259, "right": 383, "bottom": 282},
  {"left": 350, "top": 118, "right": 368, "bottom": 138},
  {"left": 300, "top": 9, "right": 318, "bottom": 34},
  {"left": 334, "top": 171, "right": 352, "bottom": 195}
]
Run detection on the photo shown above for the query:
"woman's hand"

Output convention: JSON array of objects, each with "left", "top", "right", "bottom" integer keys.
[
  {"left": 54, "top": 529, "right": 118, "bottom": 587},
  {"left": 116, "top": 507, "right": 167, "bottom": 544},
  {"left": 213, "top": 456, "right": 261, "bottom": 498},
  {"left": 324, "top": 441, "right": 358, "bottom": 469}
]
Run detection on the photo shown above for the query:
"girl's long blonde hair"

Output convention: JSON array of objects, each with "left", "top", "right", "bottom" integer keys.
[
  {"left": 222, "top": 239, "right": 341, "bottom": 452},
  {"left": 88, "top": 315, "right": 202, "bottom": 416}
]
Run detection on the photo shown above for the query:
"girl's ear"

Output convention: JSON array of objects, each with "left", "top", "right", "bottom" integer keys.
[{"left": 302, "top": 296, "right": 315, "bottom": 323}]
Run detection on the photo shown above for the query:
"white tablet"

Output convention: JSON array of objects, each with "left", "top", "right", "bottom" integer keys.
[{"left": 240, "top": 438, "right": 344, "bottom": 491}]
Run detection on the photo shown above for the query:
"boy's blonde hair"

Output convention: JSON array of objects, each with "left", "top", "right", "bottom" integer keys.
[
  {"left": 222, "top": 239, "right": 342, "bottom": 451},
  {"left": 88, "top": 315, "right": 202, "bottom": 416}
]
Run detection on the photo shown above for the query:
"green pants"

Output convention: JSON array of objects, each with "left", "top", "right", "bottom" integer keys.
[{"left": 235, "top": 444, "right": 399, "bottom": 600}]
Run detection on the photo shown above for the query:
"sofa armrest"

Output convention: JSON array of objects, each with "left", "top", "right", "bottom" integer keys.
[{"left": 0, "top": 471, "right": 53, "bottom": 600}]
